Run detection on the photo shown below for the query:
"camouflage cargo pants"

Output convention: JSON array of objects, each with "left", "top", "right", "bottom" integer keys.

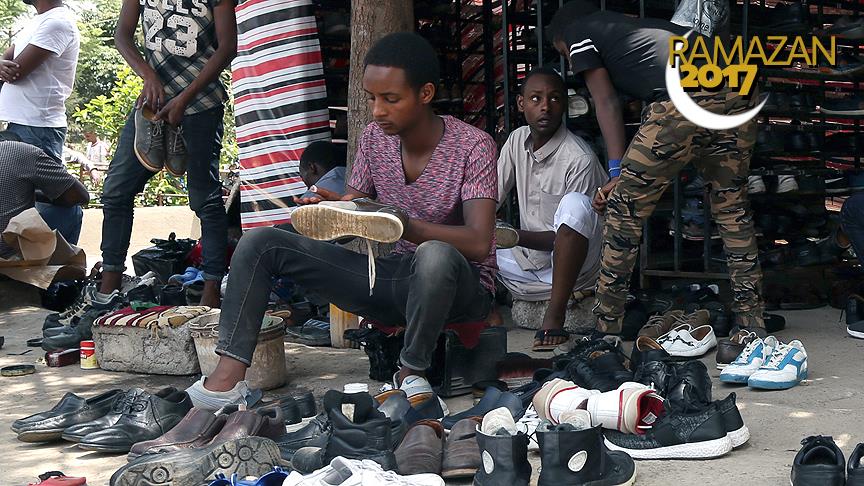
[{"left": 594, "top": 88, "right": 765, "bottom": 332}]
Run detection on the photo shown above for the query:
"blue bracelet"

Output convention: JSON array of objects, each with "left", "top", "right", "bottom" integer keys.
[{"left": 608, "top": 159, "right": 621, "bottom": 178}]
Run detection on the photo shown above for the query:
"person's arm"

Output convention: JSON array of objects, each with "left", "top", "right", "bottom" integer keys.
[
  {"left": 496, "top": 140, "right": 516, "bottom": 211},
  {"left": 155, "top": 0, "right": 237, "bottom": 125},
  {"left": 4, "top": 44, "right": 52, "bottom": 81},
  {"left": 403, "top": 198, "right": 496, "bottom": 262},
  {"left": 54, "top": 179, "right": 89, "bottom": 207},
  {"left": 583, "top": 67, "right": 625, "bottom": 212},
  {"left": 115, "top": 0, "right": 164, "bottom": 110},
  {"left": 514, "top": 229, "right": 555, "bottom": 251},
  {"left": 31, "top": 148, "right": 89, "bottom": 206}
]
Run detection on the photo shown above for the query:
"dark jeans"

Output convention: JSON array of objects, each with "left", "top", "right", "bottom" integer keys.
[
  {"left": 6, "top": 123, "right": 66, "bottom": 160},
  {"left": 101, "top": 107, "right": 228, "bottom": 280},
  {"left": 216, "top": 228, "right": 492, "bottom": 370},
  {"left": 35, "top": 202, "right": 83, "bottom": 245},
  {"left": 842, "top": 193, "right": 864, "bottom": 266}
]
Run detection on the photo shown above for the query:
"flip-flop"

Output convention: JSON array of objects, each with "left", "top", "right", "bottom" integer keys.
[{"left": 532, "top": 329, "right": 570, "bottom": 352}]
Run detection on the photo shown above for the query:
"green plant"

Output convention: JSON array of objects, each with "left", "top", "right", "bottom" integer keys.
[{"left": 72, "top": 66, "right": 141, "bottom": 143}]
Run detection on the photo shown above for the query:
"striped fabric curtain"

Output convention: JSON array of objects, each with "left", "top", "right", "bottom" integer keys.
[{"left": 232, "top": 0, "right": 331, "bottom": 230}]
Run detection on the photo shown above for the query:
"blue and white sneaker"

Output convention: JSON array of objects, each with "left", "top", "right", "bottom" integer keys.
[
  {"left": 748, "top": 340, "right": 808, "bottom": 390},
  {"left": 719, "top": 336, "right": 778, "bottom": 384}
]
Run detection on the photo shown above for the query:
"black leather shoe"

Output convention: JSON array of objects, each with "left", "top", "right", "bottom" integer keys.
[
  {"left": 538, "top": 424, "right": 635, "bottom": 486},
  {"left": 792, "top": 436, "right": 845, "bottom": 486},
  {"left": 16, "top": 389, "right": 124, "bottom": 442},
  {"left": 441, "top": 387, "right": 522, "bottom": 430},
  {"left": 322, "top": 391, "right": 396, "bottom": 470},
  {"left": 77, "top": 387, "right": 193, "bottom": 452},
  {"left": 275, "top": 414, "right": 330, "bottom": 461},
  {"left": 630, "top": 336, "right": 670, "bottom": 372},
  {"left": 666, "top": 360, "right": 713, "bottom": 412},
  {"left": 604, "top": 403, "right": 731, "bottom": 459},
  {"left": 848, "top": 443, "right": 864, "bottom": 486},
  {"left": 61, "top": 389, "right": 160, "bottom": 443},
  {"left": 564, "top": 343, "right": 633, "bottom": 392}
]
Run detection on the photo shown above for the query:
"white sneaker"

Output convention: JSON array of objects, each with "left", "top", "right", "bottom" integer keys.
[
  {"left": 532, "top": 378, "right": 600, "bottom": 425},
  {"left": 185, "top": 377, "right": 252, "bottom": 411},
  {"left": 515, "top": 405, "right": 541, "bottom": 451},
  {"left": 395, "top": 373, "right": 449, "bottom": 417},
  {"left": 748, "top": 340, "right": 808, "bottom": 390},
  {"left": 658, "top": 324, "right": 717, "bottom": 358},
  {"left": 558, "top": 409, "right": 592, "bottom": 430},
  {"left": 481, "top": 407, "right": 517, "bottom": 435},
  {"left": 777, "top": 174, "right": 799, "bottom": 193},
  {"left": 285, "top": 457, "right": 444, "bottom": 486},
  {"left": 719, "top": 336, "right": 778, "bottom": 384},
  {"left": 586, "top": 382, "right": 664, "bottom": 434},
  {"left": 747, "top": 175, "right": 766, "bottom": 194}
]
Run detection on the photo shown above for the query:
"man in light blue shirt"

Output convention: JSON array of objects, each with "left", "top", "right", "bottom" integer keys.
[{"left": 299, "top": 141, "right": 346, "bottom": 199}]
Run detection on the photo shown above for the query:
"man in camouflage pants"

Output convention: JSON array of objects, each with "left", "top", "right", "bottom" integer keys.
[{"left": 548, "top": 1, "right": 766, "bottom": 342}]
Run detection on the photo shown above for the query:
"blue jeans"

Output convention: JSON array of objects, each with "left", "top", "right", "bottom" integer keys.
[
  {"left": 841, "top": 193, "right": 864, "bottom": 266},
  {"left": 100, "top": 107, "right": 228, "bottom": 281},
  {"left": 5, "top": 123, "right": 67, "bottom": 160},
  {"left": 35, "top": 202, "right": 83, "bottom": 245}
]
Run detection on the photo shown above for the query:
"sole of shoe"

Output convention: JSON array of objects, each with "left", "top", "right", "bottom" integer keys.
[
  {"left": 847, "top": 327, "right": 864, "bottom": 339},
  {"left": 728, "top": 425, "right": 750, "bottom": 448},
  {"left": 164, "top": 164, "right": 187, "bottom": 177},
  {"left": 61, "top": 431, "right": 86, "bottom": 443},
  {"left": 78, "top": 441, "right": 135, "bottom": 453},
  {"left": 133, "top": 142, "right": 164, "bottom": 173},
  {"left": 16, "top": 428, "right": 65, "bottom": 442},
  {"left": 747, "top": 377, "right": 803, "bottom": 390},
  {"left": 291, "top": 204, "right": 404, "bottom": 243},
  {"left": 110, "top": 436, "right": 285, "bottom": 486},
  {"left": 604, "top": 435, "right": 732, "bottom": 460},
  {"left": 665, "top": 343, "right": 716, "bottom": 358},
  {"left": 719, "top": 372, "right": 753, "bottom": 384},
  {"left": 442, "top": 468, "right": 479, "bottom": 479},
  {"left": 495, "top": 226, "right": 519, "bottom": 249},
  {"left": 715, "top": 362, "right": 729, "bottom": 370}
]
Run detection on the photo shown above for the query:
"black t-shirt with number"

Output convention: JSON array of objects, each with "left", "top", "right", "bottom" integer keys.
[
  {"left": 562, "top": 4, "right": 694, "bottom": 102},
  {"left": 140, "top": 0, "right": 229, "bottom": 114}
]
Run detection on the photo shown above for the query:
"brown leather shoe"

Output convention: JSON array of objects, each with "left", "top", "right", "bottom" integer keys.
[
  {"left": 208, "top": 405, "right": 285, "bottom": 446},
  {"left": 394, "top": 419, "right": 445, "bottom": 475},
  {"left": 127, "top": 408, "right": 226, "bottom": 460},
  {"left": 441, "top": 416, "right": 482, "bottom": 479},
  {"left": 715, "top": 327, "right": 768, "bottom": 369},
  {"left": 291, "top": 198, "right": 408, "bottom": 243}
]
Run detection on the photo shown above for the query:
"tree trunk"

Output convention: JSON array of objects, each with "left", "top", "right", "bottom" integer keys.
[{"left": 346, "top": 0, "right": 413, "bottom": 174}]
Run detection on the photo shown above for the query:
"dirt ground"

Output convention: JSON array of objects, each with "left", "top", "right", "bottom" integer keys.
[{"left": 1, "top": 208, "right": 862, "bottom": 485}]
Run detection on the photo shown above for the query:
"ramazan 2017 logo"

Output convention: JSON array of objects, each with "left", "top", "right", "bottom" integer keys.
[{"left": 665, "top": 33, "right": 835, "bottom": 130}]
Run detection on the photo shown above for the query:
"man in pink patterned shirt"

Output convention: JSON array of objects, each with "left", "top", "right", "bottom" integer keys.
[{"left": 187, "top": 33, "right": 499, "bottom": 414}]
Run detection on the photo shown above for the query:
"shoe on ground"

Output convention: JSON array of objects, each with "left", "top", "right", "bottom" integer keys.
[
  {"left": 748, "top": 175, "right": 767, "bottom": 194},
  {"left": 284, "top": 456, "right": 445, "bottom": 486},
  {"left": 185, "top": 376, "right": 257, "bottom": 411},
  {"left": 61, "top": 388, "right": 165, "bottom": 443},
  {"left": 133, "top": 106, "right": 166, "bottom": 172},
  {"left": 274, "top": 413, "right": 330, "bottom": 461},
  {"left": 128, "top": 406, "right": 227, "bottom": 460},
  {"left": 475, "top": 409, "right": 531, "bottom": 486},
  {"left": 164, "top": 124, "right": 188, "bottom": 176},
  {"left": 847, "top": 294, "right": 864, "bottom": 326},
  {"left": 792, "top": 435, "right": 845, "bottom": 486},
  {"left": 849, "top": 320, "right": 864, "bottom": 339},
  {"left": 604, "top": 401, "right": 732, "bottom": 460},
  {"left": 13, "top": 389, "right": 122, "bottom": 440},
  {"left": 748, "top": 340, "right": 808, "bottom": 390},
  {"left": 394, "top": 419, "right": 445, "bottom": 475},
  {"left": 848, "top": 443, "right": 864, "bottom": 486},
  {"left": 77, "top": 387, "right": 193, "bottom": 453},
  {"left": 664, "top": 360, "right": 713, "bottom": 412},
  {"left": 538, "top": 423, "right": 636, "bottom": 485},
  {"left": 42, "top": 282, "right": 97, "bottom": 331},
  {"left": 495, "top": 221, "right": 519, "bottom": 249},
  {"left": 715, "top": 392, "right": 750, "bottom": 448},
  {"left": 323, "top": 390, "right": 396, "bottom": 470},
  {"left": 715, "top": 327, "right": 767, "bottom": 369},
  {"left": 441, "top": 387, "right": 521, "bottom": 430},
  {"left": 586, "top": 382, "right": 665, "bottom": 435},
  {"left": 532, "top": 378, "right": 599, "bottom": 425},
  {"left": 777, "top": 174, "right": 799, "bottom": 193},
  {"left": 514, "top": 405, "right": 541, "bottom": 452},
  {"left": 441, "top": 417, "right": 482, "bottom": 479},
  {"left": 291, "top": 198, "right": 408, "bottom": 244},
  {"left": 657, "top": 324, "right": 717, "bottom": 358},
  {"left": 638, "top": 310, "right": 685, "bottom": 339},
  {"left": 41, "top": 293, "right": 123, "bottom": 351},
  {"left": 720, "top": 336, "right": 779, "bottom": 384},
  {"left": 27, "top": 472, "right": 86, "bottom": 486},
  {"left": 110, "top": 436, "right": 285, "bottom": 486},
  {"left": 630, "top": 335, "right": 670, "bottom": 371}
]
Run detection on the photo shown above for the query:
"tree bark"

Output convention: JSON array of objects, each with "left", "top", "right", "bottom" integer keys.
[{"left": 346, "top": 0, "right": 413, "bottom": 174}]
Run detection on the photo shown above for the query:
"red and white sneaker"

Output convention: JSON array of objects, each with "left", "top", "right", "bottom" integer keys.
[{"left": 586, "top": 382, "right": 665, "bottom": 435}]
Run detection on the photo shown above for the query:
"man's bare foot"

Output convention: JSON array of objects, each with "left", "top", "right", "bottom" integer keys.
[{"left": 200, "top": 280, "right": 221, "bottom": 308}]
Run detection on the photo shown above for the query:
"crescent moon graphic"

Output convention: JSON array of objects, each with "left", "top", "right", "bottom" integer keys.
[{"left": 665, "top": 33, "right": 768, "bottom": 131}]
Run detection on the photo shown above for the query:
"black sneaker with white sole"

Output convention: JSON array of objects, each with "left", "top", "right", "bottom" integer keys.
[
  {"left": 715, "top": 393, "right": 749, "bottom": 448},
  {"left": 847, "top": 319, "right": 864, "bottom": 339},
  {"left": 792, "top": 435, "right": 845, "bottom": 486},
  {"left": 604, "top": 403, "right": 731, "bottom": 460}
]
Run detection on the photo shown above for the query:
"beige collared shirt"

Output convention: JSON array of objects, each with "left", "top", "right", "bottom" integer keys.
[{"left": 497, "top": 124, "right": 607, "bottom": 271}]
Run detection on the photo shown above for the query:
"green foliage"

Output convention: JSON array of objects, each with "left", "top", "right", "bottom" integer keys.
[
  {"left": 73, "top": 66, "right": 141, "bottom": 141},
  {"left": 0, "top": 0, "right": 29, "bottom": 51},
  {"left": 71, "top": 0, "right": 124, "bottom": 112}
]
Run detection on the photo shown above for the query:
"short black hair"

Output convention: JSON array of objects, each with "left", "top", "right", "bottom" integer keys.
[
  {"left": 363, "top": 32, "right": 440, "bottom": 89},
  {"left": 547, "top": 1, "right": 600, "bottom": 44},
  {"left": 0, "top": 131, "right": 21, "bottom": 142},
  {"left": 521, "top": 66, "right": 566, "bottom": 95},
  {"left": 300, "top": 141, "right": 338, "bottom": 171}
]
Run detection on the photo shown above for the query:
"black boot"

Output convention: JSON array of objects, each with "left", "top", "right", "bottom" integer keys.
[
  {"left": 473, "top": 429, "right": 531, "bottom": 486},
  {"left": 322, "top": 391, "right": 396, "bottom": 471},
  {"left": 538, "top": 423, "right": 635, "bottom": 486}
]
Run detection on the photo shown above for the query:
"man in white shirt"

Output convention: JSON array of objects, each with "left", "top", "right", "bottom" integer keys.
[
  {"left": 0, "top": 0, "right": 79, "bottom": 160},
  {"left": 495, "top": 66, "right": 609, "bottom": 351}
]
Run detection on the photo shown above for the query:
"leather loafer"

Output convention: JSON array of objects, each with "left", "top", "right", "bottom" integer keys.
[
  {"left": 209, "top": 405, "right": 285, "bottom": 445},
  {"left": 77, "top": 387, "right": 193, "bottom": 453},
  {"left": 62, "top": 388, "right": 177, "bottom": 443},
  {"left": 14, "top": 389, "right": 123, "bottom": 440},
  {"left": 395, "top": 419, "right": 445, "bottom": 475},
  {"left": 127, "top": 407, "right": 227, "bottom": 460}
]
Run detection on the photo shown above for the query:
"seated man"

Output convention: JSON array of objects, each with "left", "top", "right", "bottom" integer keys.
[
  {"left": 495, "top": 66, "right": 608, "bottom": 351},
  {"left": 0, "top": 131, "right": 88, "bottom": 257},
  {"left": 298, "top": 140, "right": 347, "bottom": 199},
  {"left": 186, "top": 33, "right": 497, "bottom": 410}
]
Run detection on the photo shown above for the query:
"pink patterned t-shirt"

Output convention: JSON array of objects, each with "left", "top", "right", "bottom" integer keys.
[{"left": 348, "top": 115, "right": 499, "bottom": 292}]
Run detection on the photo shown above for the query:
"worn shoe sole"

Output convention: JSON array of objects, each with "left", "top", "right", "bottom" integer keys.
[
  {"left": 729, "top": 425, "right": 750, "bottom": 448},
  {"left": 442, "top": 467, "right": 479, "bottom": 479},
  {"left": 78, "top": 440, "right": 136, "bottom": 453},
  {"left": 60, "top": 430, "right": 87, "bottom": 443},
  {"left": 16, "top": 428, "right": 65, "bottom": 442},
  {"left": 495, "top": 226, "right": 519, "bottom": 249},
  {"left": 110, "top": 436, "right": 285, "bottom": 486},
  {"left": 604, "top": 435, "right": 732, "bottom": 460},
  {"left": 291, "top": 204, "right": 403, "bottom": 243}
]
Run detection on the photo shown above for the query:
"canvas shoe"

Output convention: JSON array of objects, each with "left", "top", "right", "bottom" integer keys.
[
  {"left": 291, "top": 198, "right": 408, "bottom": 244},
  {"left": 791, "top": 435, "right": 845, "bottom": 486},
  {"left": 748, "top": 340, "right": 808, "bottom": 390},
  {"left": 532, "top": 378, "right": 600, "bottom": 425},
  {"left": 586, "top": 382, "right": 665, "bottom": 435},
  {"left": 43, "top": 282, "right": 98, "bottom": 332},
  {"left": 133, "top": 107, "right": 166, "bottom": 172},
  {"left": 747, "top": 175, "right": 767, "bottom": 194},
  {"left": 164, "top": 124, "right": 188, "bottom": 177},
  {"left": 719, "top": 336, "right": 779, "bottom": 384},
  {"left": 658, "top": 324, "right": 717, "bottom": 358},
  {"left": 777, "top": 174, "right": 799, "bottom": 193},
  {"left": 538, "top": 423, "right": 636, "bottom": 486},
  {"left": 475, "top": 413, "right": 531, "bottom": 486}
]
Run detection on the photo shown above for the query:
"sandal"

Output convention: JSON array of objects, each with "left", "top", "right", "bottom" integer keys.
[{"left": 532, "top": 329, "right": 570, "bottom": 352}]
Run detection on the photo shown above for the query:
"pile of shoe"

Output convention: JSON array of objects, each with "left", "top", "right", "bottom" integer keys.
[
  {"left": 40, "top": 272, "right": 159, "bottom": 352},
  {"left": 792, "top": 435, "right": 864, "bottom": 486},
  {"left": 165, "top": 266, "right": 208, "bottom": 305},
  {"left": 720, "top": 335, "right": 809, "bottom": 390},
  {"left": 624, "top": 284, "right": 732, "bottom": 340}
]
